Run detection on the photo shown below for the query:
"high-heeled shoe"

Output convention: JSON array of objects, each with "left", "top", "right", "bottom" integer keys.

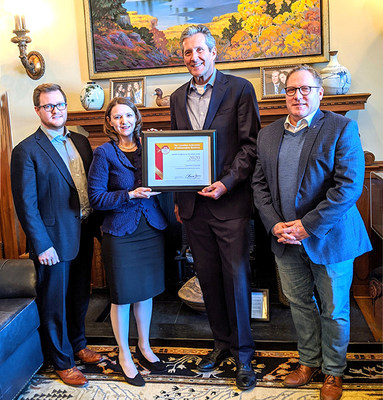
[
  {"left": 135, "top": 345, "right": 166, "bottom": 373},
  {"left": 118, "top": 363, "right": 145, "bottom": 386}
]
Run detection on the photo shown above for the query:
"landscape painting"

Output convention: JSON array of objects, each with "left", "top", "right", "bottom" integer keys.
[{"left": 84, "top": 0, "right": 329, "bottom": 78}]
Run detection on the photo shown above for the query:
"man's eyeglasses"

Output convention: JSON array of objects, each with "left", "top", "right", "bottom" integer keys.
[
  {"left": 38, "top": 103, "right": 67, "bottom": 112},
  {"left": 285, "top": 86, "right": 320, "bottom": 96}
]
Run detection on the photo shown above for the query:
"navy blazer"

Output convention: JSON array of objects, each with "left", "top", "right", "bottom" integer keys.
[
  {"left": 88, "top": 141, "right": 167, "bottom": 236},
  {"left": 170, "top": 70, "right": 260, "bottom": 220},
  {"left": 11, "top": 128, "right": 94, "bottom": 261},
  {"left": 252, "top": 110, "right": 372, "bottom": 264}
]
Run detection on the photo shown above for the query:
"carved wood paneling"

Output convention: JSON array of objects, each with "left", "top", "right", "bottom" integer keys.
[
  {"left": 0, "top": 92, "right": 25, "bottom": 258},
  {"left": 354, "top": 162, "right": 383, "bottom": 296}
]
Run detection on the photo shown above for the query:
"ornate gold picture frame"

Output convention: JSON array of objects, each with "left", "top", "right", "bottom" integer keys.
[{"left": 83, "top": 0, "right": 329, "bottom": 79}]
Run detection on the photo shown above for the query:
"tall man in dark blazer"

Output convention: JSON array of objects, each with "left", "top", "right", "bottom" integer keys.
[
  {"left": 252, "top": 65, "right": 372, "bottom": 400},
  {"left": 11, "top": 83, "right": 103, "bottom": 388},
  {"left": 170, "top": 24, "right": 260, "bottom": 390}
]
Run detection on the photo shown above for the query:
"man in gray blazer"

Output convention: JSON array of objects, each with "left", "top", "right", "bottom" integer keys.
[
  {"left": 171, "top": 24, "right": 260, "bottom": 390},
  {"left": 11, "top": 83, "right": 102, "bottom": 388},
  {"left": 252, "top": 65, "right": 371, "bottom": 400}
]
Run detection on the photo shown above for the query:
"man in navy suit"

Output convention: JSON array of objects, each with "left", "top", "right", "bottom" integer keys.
[
  {"left": 11, "top": 83, "right": 103, "bottom": 387},
  {"left": 252, "top": 65, "right": 372, "bottom": 400},
  {"left": 170, "top": 24, "right": 260, "bottom": 390}
]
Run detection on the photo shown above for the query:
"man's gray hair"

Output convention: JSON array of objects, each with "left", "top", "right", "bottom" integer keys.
[
  {"left": 179, "top": 24, "right": 216, "bottom": 54},
  {"left": 286, "top": 64, "right": 323, "bottom": 87}
]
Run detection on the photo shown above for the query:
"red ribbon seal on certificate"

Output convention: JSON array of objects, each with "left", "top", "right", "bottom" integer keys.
[{"left": 155, "top": 144, "right": 169, "bottom": 180}]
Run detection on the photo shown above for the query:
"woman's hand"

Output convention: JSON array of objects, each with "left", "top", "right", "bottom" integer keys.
[{"left": 128, "top": 187, "right": 152, "bottom": 199}]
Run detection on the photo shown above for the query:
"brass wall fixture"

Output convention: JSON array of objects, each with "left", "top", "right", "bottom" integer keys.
[{"left": 11, "top": 15, "right": 45, "bottom": 80}]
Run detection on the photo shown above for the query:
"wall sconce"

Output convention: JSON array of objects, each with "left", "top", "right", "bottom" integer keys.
[{"left": 11, "top": 14, "right": 45, "bottom": 80}]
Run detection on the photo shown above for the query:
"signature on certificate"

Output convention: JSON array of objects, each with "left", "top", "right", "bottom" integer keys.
[{"left": 186, "top": 173, "right": 202, "bottom": 179}]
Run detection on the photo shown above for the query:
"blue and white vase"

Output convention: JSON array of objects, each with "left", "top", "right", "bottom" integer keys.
[
  {"left": 80, "top": 81, "right": 105, "bottom": 110},
  {"left": 320, "top": 51, "right": 351, "bottom": 95}
]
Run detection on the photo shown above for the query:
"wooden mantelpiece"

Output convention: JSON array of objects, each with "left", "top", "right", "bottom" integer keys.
[
  {"left": 258, "top": 92, "right": 371, "bottom": 125},
  {"left": 67, "top": 93, "right": 371, "bottom": 148}
]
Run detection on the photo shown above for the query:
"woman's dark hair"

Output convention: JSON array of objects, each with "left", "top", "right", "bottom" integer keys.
[{"left": 104, "top": 97, "right": 142, "bottom": 144}]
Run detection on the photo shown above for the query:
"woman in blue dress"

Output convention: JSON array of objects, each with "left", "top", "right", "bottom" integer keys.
[{"left": 88, "top": 97, "right": 167, "bottom": 386}]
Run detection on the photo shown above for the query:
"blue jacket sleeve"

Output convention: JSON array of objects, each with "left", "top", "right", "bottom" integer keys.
[
  {"left": 88, "top": 147, "right": 131, "bottom": 211},
  {"left": 301, "top": 119, "right": 365, "bottom": 238},
  {"left": 11, "top": 145, "right": 54, "bottom": 255}
]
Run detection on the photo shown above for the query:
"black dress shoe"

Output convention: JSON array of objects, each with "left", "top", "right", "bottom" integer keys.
[
  {"left": 119, "top": 363, "right": 145, "bottom": 387},
  {"left": 135, "top": 345, "right": 166, "bottom": 373},
  {"left": 197, "top": 348, "right": 231, "bottom": 372},
  {"left": 236, "top": 362, "right": 256, "bottom": 390}
]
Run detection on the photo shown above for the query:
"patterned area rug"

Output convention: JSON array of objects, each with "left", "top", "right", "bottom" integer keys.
[{"left": 18, "top": 345, "right": 383, "bottom": 399}]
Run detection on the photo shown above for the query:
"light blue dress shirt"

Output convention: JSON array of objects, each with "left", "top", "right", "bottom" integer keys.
[{"left": 186, "top": 69, "right": 217, "bottom": 130}]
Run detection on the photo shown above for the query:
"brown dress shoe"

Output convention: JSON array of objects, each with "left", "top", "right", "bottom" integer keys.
[
  {"left": 283, "top": 364, "right": 320, "bottom": 387},
  {"left": 56, "top": 366, "right": 88, "bottom": 387},
  {"left": 75, "top": 347, "right": 103, "bottom": 364},
  {"left": 320, "top": 375, "right": 342, "bottom": 400}
]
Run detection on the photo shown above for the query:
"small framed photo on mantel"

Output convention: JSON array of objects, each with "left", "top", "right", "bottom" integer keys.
[
  {"left": 261, "top": 65, "right": 295, "bottom": 99},
  {"left": 110, "top": 77, "right": 146, "bottom": 107}
]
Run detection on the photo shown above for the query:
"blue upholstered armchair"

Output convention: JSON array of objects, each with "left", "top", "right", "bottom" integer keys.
[{"left": 0, "top": 259, "right": 43, "bottom": 400}]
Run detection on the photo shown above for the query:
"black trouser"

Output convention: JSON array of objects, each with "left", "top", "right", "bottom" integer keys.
[
  {"left": 35, "top": 221, "right": 94, "bottom": 370},
  {"left": 183, "top": 200, "right": 255, "bottom": 364}
]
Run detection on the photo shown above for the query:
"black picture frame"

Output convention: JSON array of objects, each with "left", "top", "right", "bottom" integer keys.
[{"left": 141, "top": 130, "right": 216, "bottom": 192}]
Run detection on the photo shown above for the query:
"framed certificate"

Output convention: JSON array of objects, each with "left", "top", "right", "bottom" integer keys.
[
  {"left": 250, "top": 289, "right": 269, "bottom": 321},
  {"left": 141, "top": 130, "right": 216, "bottom": 191}
]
